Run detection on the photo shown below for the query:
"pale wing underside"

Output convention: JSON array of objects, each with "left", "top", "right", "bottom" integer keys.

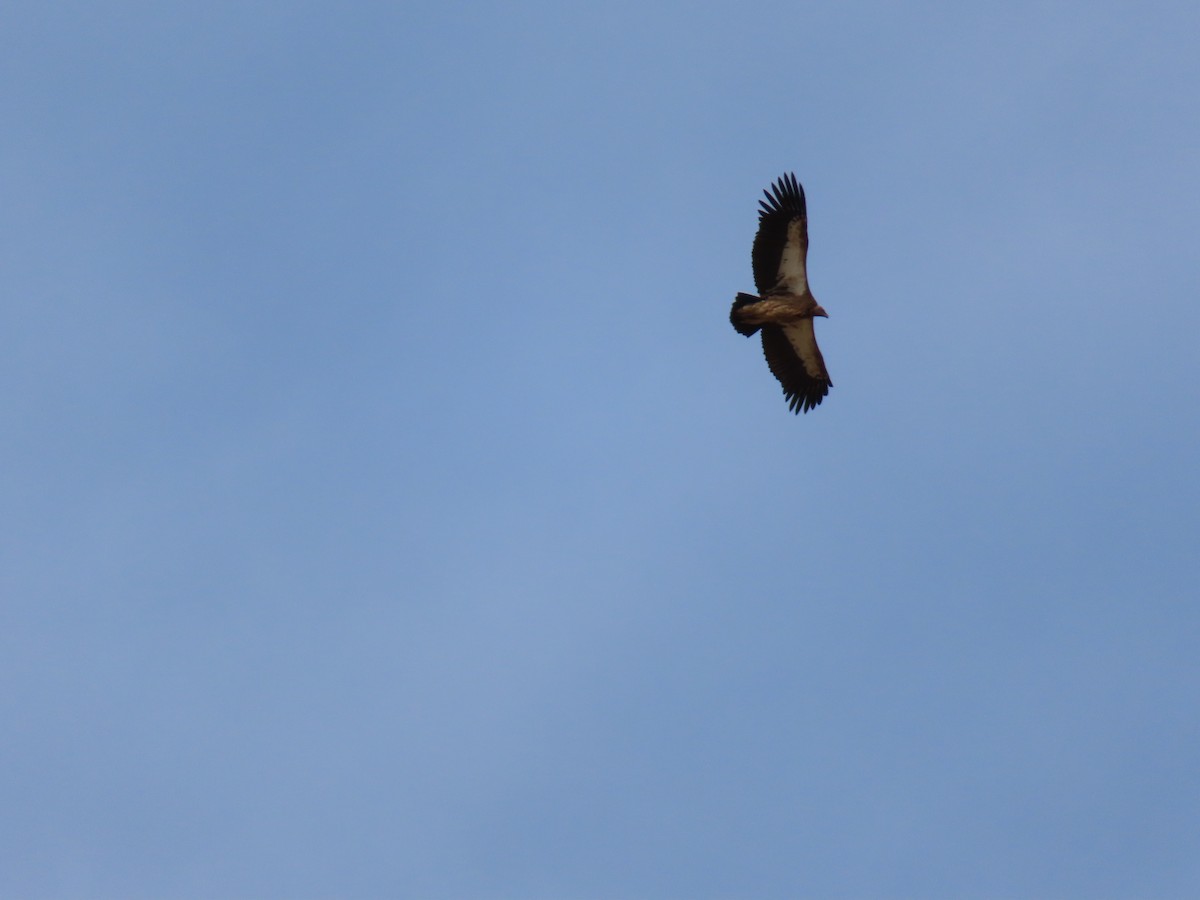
[
  {"left": 774, "top": 219, "right": 809, "bottom": 294},
  {"left": 782, "top": 320, "right": 826, "bottom": 380},
  {"left": 751, "top": 173, "right": 808, "bottom": 295},
  {"left": 760, "top": 321, "right": 831, "bottom": 414}
]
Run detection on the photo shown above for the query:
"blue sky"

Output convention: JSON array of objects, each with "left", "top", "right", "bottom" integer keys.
[{"left": 3, "top": 2, "right": 1199, "bottom": 897}]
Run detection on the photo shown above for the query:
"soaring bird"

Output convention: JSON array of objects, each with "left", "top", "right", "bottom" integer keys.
[{"left": 730, "top": 173, "right": 832, "bottom": 413}]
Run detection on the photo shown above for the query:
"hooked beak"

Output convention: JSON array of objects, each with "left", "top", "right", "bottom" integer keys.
[{"left": 813, "top": 305, "right": 829, "bottom": 318}]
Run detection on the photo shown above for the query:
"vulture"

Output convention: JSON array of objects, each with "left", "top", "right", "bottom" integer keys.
[{"left": 730, "top": 172, "right": 832, "bottom": 413}]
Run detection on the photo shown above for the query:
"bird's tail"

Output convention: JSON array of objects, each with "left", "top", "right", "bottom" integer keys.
[{"left": 730, "top": 292, "right": 762, "bottom": 336}]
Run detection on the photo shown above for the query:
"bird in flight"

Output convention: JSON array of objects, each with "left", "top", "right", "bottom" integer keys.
[{"left": 730, "top": 173, "right": 832, "bottom": 414}]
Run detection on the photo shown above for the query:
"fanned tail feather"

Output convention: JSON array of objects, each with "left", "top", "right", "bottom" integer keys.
[{"left": 730, "top": 292, "right": 762, "bottom": 336}]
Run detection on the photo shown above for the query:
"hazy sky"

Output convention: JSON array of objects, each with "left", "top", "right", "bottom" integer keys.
[{"left": 4, "top": 2, "right": 1199, "bottom": 898}]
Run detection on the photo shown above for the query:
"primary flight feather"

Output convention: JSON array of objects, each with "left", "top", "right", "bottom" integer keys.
[{"left": 730, "top": 173, "right": 832, "bottom": 414}]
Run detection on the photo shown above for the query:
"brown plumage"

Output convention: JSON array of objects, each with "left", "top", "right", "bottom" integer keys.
[{"left": 729, "top": 173, "right": 832, "bottom": 414}]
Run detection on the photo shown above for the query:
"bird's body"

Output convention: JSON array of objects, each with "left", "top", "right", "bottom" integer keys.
[{"left": 730, "top": 173, "right": 832, "bottom": 414}]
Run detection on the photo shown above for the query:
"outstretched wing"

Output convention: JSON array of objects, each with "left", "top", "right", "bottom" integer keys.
[
  {"left": 752, "top": 173, "right": 808, "bottom": 295},
  {"left": 760, "top": 321, "right": 831, "bottom": 414}
]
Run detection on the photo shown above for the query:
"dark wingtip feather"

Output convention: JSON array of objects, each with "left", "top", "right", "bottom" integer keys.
[
  {"left": 790, "top": 380, "right": 831, "bottom": 414},
  {"left": 757, "top": 172, "right": 806, "bottom": 221}
]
